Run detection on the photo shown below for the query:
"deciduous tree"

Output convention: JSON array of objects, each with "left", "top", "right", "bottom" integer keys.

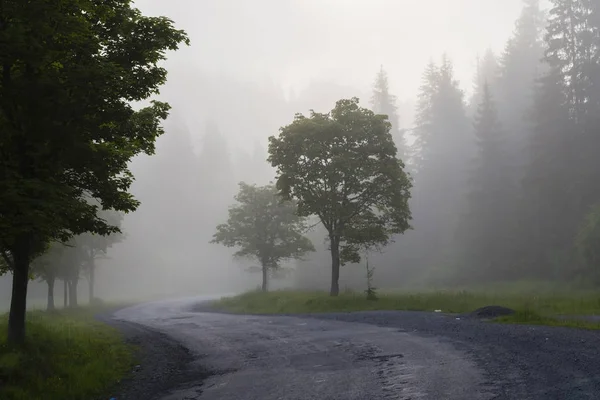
[
  {"left": 268, "top": 98, "right": 412, "bottom": 296},
  {"left": 212, "top": 182, "right": 314, "bottom": 292},
  {"left": 31, "top": 242, "right": 65, "bottom": 311},
  {"left": 78, "top": 209, "right": 124, "bottom": 303},
  {"left": 0, "top": 0, "right": 188, "bottom": 343}
]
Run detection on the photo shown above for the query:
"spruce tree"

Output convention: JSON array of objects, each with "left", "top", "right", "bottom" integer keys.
[
  {"left": 371, "top": 66, "right": 408, "bottom": 165},
  {"left": 496, "top": 0, "right": 548, "bottom": 273},
  {"left": 520, "top": 0, "right": 600, "bottom": 278},
  {"left": 410, "top": 56, "right": 471, "bottom": 272},
  {"left": 468, "top": 49, "right": 499, "bottom": 117},
  {"left": 459, "top": 83, "right": 514, "bottom": 281},
  {"left": 496, "top": 0, "right": 546, "bottom": 158}
]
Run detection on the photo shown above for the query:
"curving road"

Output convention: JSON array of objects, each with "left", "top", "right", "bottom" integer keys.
[{"left": 112, "top": 297, "right": 600, "bottom": 400}]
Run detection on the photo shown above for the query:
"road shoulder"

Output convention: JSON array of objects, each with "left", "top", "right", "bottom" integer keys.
[{"left": 99, "top": 314, "right": 212, "bottom": 400}]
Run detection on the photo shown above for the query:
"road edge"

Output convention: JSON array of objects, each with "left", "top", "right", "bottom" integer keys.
[{"left": 98, "top": 308, "right": 213, "bottom": 400}]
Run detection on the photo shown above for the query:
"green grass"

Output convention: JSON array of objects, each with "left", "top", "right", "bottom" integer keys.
[
  {"left": 213, "top": 290, "right": 600, "bottom": 329},
  {"left": 0, "top": 305, "right": 134, "bottom": 400}
]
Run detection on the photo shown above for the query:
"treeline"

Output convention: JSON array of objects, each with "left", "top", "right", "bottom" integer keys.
[
  {"left": 292, "top": 0, "right": 600, "bottom": 289},
  {"left": 30, "top": 209, "right": 123, "bottom": 311},
  {"left": 0, "top": 204, "right": 123, "bottom": 311},
  {"left": 414, "top": 0, "right": 600, "bottom": 285}
]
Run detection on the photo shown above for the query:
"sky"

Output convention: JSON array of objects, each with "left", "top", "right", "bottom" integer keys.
[{"left": 134, "top": 0, "right": 551, "bottom": 102}]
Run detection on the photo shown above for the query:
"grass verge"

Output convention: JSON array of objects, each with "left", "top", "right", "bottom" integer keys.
[
  {"left": 0, "top": 305, "right": 134, "bottom": 400},
  {"left": 213, "top": 290, "right": 600, "bottom": 330}
]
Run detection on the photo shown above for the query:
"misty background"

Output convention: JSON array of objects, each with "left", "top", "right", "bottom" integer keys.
[{"left": 5, "top": 0, "right": 583, "bottom": 308}]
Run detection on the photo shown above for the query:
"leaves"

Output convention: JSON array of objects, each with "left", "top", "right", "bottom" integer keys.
[
  {"left": 211, "top": 182, "right": 315, "bottom": 271},
  {"left": 0, "top": 0, "right": 188, "bottom": 253},
  {"left": 268, "top": 98, "right": 412, "bottom": 266}
]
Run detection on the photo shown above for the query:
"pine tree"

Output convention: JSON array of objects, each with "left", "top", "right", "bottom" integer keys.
[
  {"left": 410, "top": 56, "right": 472, "bottom": 272},
  {"left": 520, "top": 0, "right": 600, "bottom": 278},
  {"left": 371, "top": 66, "right": 408, "bottom": 164},
  {"left": 468, "top": 49, "right": 499, "bottom": 117},
  {"left": 412, "top": 60, "right": 440, "bottom": 174},
  {"left": 524, "top": 67, "right": 575, "bottom": 276},
  {"left": 494, "top": 0, "right": 548, "bottom": 273},
  {"left": 459, "top": 83, "right": 514, "bottom": 281},
  {"left": 497, "top": 0, "right": 546, "bottom": 151}
]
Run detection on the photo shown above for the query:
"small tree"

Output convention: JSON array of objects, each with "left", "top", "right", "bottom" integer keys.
[
  {"left": 31, "top": 242, "right": 65, "bottom": 311},
  {"left": 364, "top": 256, "right": 377, "bottom": 301},
  {"left": 211, "top": 182, "right": 315, "bottom": 292},
  {"left": 268, "top": 98, "right": 412, "bottom": 296},
  {"left": 78, "top": 209, "right": 124, "bottom": 303}
]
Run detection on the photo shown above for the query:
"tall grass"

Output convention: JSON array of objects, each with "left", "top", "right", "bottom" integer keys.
[{"left": 0, "top": 306, "right": 134, "bottom": 400}]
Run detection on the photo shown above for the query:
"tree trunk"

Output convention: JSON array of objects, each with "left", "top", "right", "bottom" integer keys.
[
  {"left": 88, "top": 259, "right": 95, "bottom": 303},
  {"left": 329, "top": 235, "right": 340, "bottom": 296},
  {"left": 63, "top": 279, "right": 68, "bottom": 308},
  {"left": 261, "top": 264, "right": 268, "bottom": 292},
  {"left": 8, "top": 235, "right": 31, "bottom": 345},
  {"left": 47, "top": 278, "right": 55, "bottom": 311},
  {"left": 68, "top": 279, "right": 78, "bottom": 308}
]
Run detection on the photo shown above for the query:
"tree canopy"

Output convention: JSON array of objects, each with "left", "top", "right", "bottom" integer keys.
[
  {"left": 268, "top": 98, "right": 412, "bottom": 295},
  {"left": 0, "top": 0, "right": 189, "bottom": 343},
  {"left": 212, "top": 182, "right": 314, "bottom": 292}
]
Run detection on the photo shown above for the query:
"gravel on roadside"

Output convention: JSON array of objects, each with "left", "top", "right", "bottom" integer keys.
[{"left": 97, "top": 313, "right": 213, "bottom": 400}]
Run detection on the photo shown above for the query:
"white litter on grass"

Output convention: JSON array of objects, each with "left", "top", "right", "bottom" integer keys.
[{"left": 434, "top": 309, "right": 442, "bottom": 313}]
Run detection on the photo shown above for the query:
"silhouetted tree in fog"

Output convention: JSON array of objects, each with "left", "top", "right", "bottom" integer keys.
[
  {"left": 520, "top": 0, "right": 600, "bottom": 279},
  {"left": 199, "top": 121, "right": 236, "bottom": 213},
  {"left": 371, "top": 66, "right": 409, "bottom": 165},
  {"left": 458, "top": 84, "right": 515, "bottom": 281},
  {"left": 410, "top": 56, "right": 471, "bottom": 274},
  {"left": 468, "top": 49, "right": 499, "bottom": 117},
  {"left": 31, "top": 243, "right": 63, "bottom": 311},
  {"left": 78, "top": 210, "right": 124, "bottom": 303},
  {"left": 212, "top": 183, "right": 314, "bottom": 292}
]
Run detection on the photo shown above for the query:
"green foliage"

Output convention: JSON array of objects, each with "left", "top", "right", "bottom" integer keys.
[
  {"left": 212, "top": 182, "right": 315, "bottom": 289},
  {"left": 268, "top": 97, "right": 412, "bottom": 294},
  {"left": 0, "top": 307, "right": 134, "bottom": 400},
  {"left": 0, "top": 0, "right": 188, "bottom": 341},
  {"left": 0, "top": 0, "right": 188, "bottom": 247}
]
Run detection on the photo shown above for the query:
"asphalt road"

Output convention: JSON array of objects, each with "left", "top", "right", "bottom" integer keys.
[{"left": 112, "top": 297, "right": 600, "bottom": 400}]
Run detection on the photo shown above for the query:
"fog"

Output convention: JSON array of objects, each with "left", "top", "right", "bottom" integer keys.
[{"left": 3, "top": 0, "right": 571, "bottom": 308}]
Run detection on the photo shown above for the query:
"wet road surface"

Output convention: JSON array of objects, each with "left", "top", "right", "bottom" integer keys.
[{"left": 113, "top": 297, "right": 600, "bottom": 400}]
